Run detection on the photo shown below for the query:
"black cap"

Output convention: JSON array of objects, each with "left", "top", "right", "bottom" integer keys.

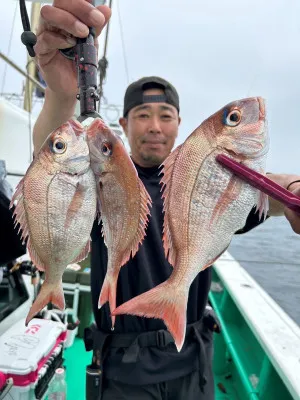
[{"left": 123, "top": 76, "right": 180, "bottom": 117}]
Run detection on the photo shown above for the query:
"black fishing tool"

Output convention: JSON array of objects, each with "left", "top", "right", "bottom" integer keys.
[
  {"left": 61, "top": 27, "right": 102, "bottom": 122},
  {"left": 19, "top": 0, "right": 102, "bottom": 122}
]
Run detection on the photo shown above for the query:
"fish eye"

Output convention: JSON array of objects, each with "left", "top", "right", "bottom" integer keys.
[
  {"left": 52, "top": 138, "right": 67, "bottom": 154},
  {"left": 101, "top": 142, "right": 112, "bottom": 157},
  {"left": 226, "top": 109, "right": 242, "bottom": 127}
]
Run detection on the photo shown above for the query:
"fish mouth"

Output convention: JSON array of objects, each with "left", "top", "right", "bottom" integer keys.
[
  {"left": 225, "top": 148, "right": 239, "bottom": 158},
  {"left": 68, "top": 155, "right": 90, "bottom": 174},
  {"left": 257, "top": 97, "right": 265, "bottom": 120},
  {"left": 69, "top": 155, "right": 89, "bottom": 163}
]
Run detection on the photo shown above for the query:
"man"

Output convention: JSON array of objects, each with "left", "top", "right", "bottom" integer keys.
[{"left": 32, "top": 2, "right": 300, "bottom": 399}]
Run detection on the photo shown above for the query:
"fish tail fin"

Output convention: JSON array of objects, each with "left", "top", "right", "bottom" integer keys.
[
  {"left": 25, "top": 281, "right": 65, "bottom": 326},
  {"left": 98, "top": 274, "right": 118, "bottom": 328},
  {"left": 112, "top": 282, "right": 187, "bottom": 351}
]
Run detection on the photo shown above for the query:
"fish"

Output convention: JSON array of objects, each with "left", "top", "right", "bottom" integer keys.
[
  {"left": 10, "top": 119, "right": 97, "bottom": 326},
  {"left": 86, "top": 118, "right": 152, "bottom": 328},
  {"left": 112, "top": 97, "right": 269, "bottom": 350}
]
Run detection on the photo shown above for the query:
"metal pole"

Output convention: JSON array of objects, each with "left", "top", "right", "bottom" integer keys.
[
  {"left": 0, "top": 51, "right": 45, "bottom": 93},
  {"left": 23, "top": 3, "right": 41, "bottom": 112}
]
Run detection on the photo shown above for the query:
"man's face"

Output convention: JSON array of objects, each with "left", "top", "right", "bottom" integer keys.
[{"left": 119, "top": 88, "right": 181, "bottom": 167}]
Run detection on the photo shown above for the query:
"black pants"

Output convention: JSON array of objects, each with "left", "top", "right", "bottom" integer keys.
[
  {"left": 85, "top": 309, "right": 219, "bottom": 400},
  {"left": 101, "top": 339, "right": 214, "bottom": 400},
  {"left": 102, "top": 371, "right": 214, "bottom": 400}
]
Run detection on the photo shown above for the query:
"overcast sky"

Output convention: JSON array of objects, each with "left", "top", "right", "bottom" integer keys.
[{"left": 1, "top": 0, "right": 300, "bottom": 173}]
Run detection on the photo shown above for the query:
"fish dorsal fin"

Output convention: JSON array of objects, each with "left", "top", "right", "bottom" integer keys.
[
  {"left": 10, "top": 178, "right": 29, "bottom": 247},
  {"left": 120, "top": 179, "right": 152, "bottom": 267},
  {"left": 10, "top": 178, "right": 47, "bottom": 272},
  {"left": 255, "top": 190, "right": 269, "bottom": 220},
  {"left": 160, "top": 144, "right": 183, "bottom": 266},
  {"left": 101, "top": 220, "right": 107, "bottom": 246}
]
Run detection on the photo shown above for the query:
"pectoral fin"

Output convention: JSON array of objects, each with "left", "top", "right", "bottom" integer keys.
[
  {"left": 64, "top": 182, "right": 87, "bottom": 229},
  {"left": 209, "top": 176, "right": 243, "bottom": 227}
]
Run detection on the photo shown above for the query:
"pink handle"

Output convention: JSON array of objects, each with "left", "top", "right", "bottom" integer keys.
[
  {"left": 0, "top": 372, "right": 6, "bottom": 390},
  {"left": 216, "top": 154, "right": 300, "bottom": 213}
]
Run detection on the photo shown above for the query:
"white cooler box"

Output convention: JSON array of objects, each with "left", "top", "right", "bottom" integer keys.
[{"left": 0, "top": 318, "right": 67, "bottom": 400}]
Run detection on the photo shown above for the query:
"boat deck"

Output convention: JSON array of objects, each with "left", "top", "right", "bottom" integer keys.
[
  {"left": 62, "top": 256, "right": 300, "bottom": 400},
  {"left": 64, "top": 338, "right": 238, "bottom": 399}
]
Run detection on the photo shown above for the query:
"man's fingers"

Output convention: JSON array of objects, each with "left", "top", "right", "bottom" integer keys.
[
  {"left": 34, "top": 2, "right": 111, "bottom": 67},
  {"left": 94, "top": 5, "right": 112, "bottom": 37},
  {"left": 284, "top": 208, "right": 300, "bottom": 234},
  {"left": 97, "top": 5, "right": 112, "bottom": 25},
  {"left": 52, "top": 0, "right": 108, "bottom": 34},
  {"left": 34, "top": 31, "right": 77, "bottom": 56},
  {"left": 36, "top": 51, "right": 58, "bottom": 69},
  {"left": 40, "top": 6, "right": 90, "bottom": 38},
  {"left": 37, "top": 3, "right": 111, "bottom": 45}
]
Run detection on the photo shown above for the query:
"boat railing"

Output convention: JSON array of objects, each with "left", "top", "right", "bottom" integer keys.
[{"left": 210, "top": 251, "right": 300, "bottom": 400}]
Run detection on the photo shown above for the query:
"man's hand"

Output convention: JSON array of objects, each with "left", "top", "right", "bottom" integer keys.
[
  {"left": 32, "top": 1, "right": 111, "bottom": 154},
  {"left": 34, "top": 0, "right": 111, "bottom": 97},
  {"left": 284, "top": 185, "right": 300, "bottom": 234},
  {"left": 266, "top": 174, "right": 300, "bottom": 234}
]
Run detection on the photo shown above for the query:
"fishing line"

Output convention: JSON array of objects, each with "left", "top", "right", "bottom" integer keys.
[
  {"left": 24, "top": 59, "right": 33, "bottom": 162},
  {"left": 98, "top": 0, "right": 113, "bottom": 113},
  {"left": 116, "top": 0, "right": 130, "bottom": 84},
  {"left": 245, "top": 71, "right": 260, "bottom": 97}
]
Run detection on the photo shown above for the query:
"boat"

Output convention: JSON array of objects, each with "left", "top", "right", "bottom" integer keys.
[
  {"left": 209, "top": 252, "right": 300, "bottom": 400},
  {"left": 63, "top": 252, "right": 300, "bottom": 400},
  {"left": 0, "top": 1, "right": 300, "bottom": 399},
  {"left": 1, "top": 246, "right": 300, "bottom": 399}
]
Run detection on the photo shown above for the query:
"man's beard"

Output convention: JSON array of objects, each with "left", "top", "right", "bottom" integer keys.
[{"left": 140, "top": 151, "right": 164, "bottom": 166}]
